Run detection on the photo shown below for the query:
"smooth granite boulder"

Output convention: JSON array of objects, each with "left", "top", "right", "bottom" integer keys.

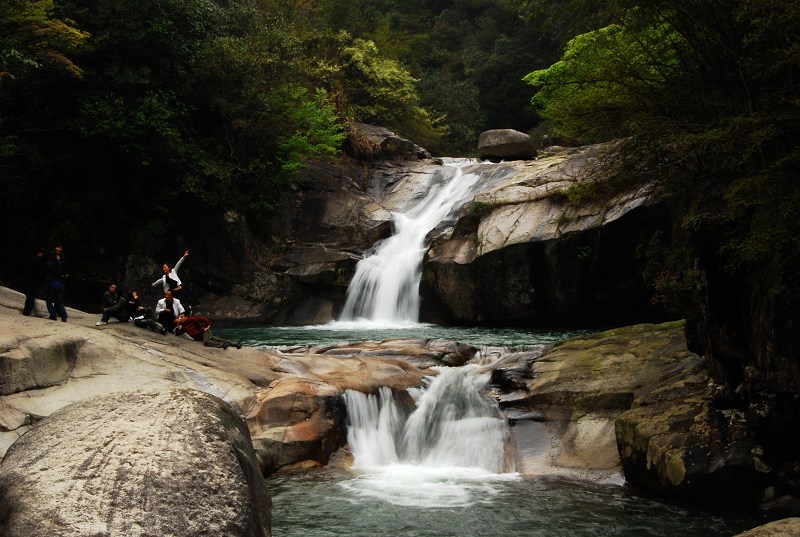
[{"left": 0, "top": 388, "right": 271, "bottom": 537}]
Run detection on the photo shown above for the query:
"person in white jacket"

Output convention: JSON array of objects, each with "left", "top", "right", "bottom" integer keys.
[
  {"left": 155, "top": 289, "right": 185, "bottom": 333},
  {"left": 152, "top": 250, "right": 189, "bottom": 294}
]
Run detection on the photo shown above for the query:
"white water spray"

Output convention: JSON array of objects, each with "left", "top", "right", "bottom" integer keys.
[
  {"left": 339, "top": 163, "right": 484, "bottom": 325},
  {"left": 342, "top": 366, "right": 518, "bottom": 507}
]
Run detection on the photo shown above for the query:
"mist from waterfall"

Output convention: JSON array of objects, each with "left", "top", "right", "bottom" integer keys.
[
  {"left": 341, "top": 365, "right": 518, "bottom": 507},
  {"left": 338, "top": 162, "right": 484, "bottom": 326}
]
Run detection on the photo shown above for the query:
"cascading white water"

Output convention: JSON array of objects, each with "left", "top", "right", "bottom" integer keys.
[
  {"left": 339, "top": 163, "right": 484, "bottom": 325},
  {"left": 341, "top": 365, "right": 518, "bottom": 507}
]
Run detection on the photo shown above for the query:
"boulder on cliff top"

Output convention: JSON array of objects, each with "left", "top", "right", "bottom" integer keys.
[
  {"left": 478, "top": 129, "right": 537, "bottom": 161},
  {"left": 0, "top": 388, "right": 271, "bottom": 537},
  {"left": 347, "top": 122, "right": 430, "bottom": 161}
]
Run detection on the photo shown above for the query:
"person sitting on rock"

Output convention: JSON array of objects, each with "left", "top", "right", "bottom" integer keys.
[
  {"left": 155, "top": 289, "right": 184, "bottom": 333},
  {"left": 174, "top": 312, "right": 241, "bottom": 349},
  {"left": 96, "top": 283, "right": 129, "bottom": 326},
  {"left": 126, "top": 290, "right": 166, "bottom": 335}
]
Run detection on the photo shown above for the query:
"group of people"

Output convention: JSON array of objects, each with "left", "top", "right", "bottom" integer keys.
[
  {"left": 95, "top": 250, "right": 242, "bottom": 350},
  {"left": 20, "top": 246, "right": 242, "bottom": 350},
  {"left": 21, "top": 244, "right": 68, "bottom": 322}
]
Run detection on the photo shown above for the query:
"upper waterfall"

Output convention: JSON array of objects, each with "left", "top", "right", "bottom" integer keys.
[{"left": 338, "top": 161, "right": 484, "bottom": 325}]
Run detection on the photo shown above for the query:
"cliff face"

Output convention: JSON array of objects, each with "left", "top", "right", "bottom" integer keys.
[
  {"left": 421, "top": 144, "right": 670, "bottom": 326},
  {"left": 184, "top": 142, "right": 671, "bottom": 328}
]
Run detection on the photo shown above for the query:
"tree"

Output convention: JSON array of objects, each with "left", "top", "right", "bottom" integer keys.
[{"left": 0, "top": 0, "right": 88, "bottom": 84}]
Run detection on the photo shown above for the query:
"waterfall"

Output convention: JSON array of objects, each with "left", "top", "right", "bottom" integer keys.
[
  {"left": 339, "top": 162, "right": 484, "bottom": 325},
  {"left": 341, "top": 365, "right": 518, "bottom": 507}
]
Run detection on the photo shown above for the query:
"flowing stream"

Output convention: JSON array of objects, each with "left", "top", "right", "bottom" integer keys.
[
  {"left": 258, "top": 332, "right": 765, "bottom": 536},
  {"left": 221, "top": 160, "right": 768, "bottom": 535}
]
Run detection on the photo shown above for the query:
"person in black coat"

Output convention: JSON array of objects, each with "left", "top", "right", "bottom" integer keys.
[
  {"left": 21, "top": 246, "right": 48, "bottom": 316},
  {"left": 45, "top": 244, "right": 69, "bottom": 322},
  {"left": 95, "top": 283, "right": 129, "bottom": 325}
]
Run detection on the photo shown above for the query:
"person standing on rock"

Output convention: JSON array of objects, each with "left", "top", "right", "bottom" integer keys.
[
  {"left": 156, "top": 289, "right": 185, "bottom": 333},
  {"left": 174, "top": 312, "right": 241, "bottom": 349},
  {"left": 21, "top": 246, "right": 48, "bottom": 316},
  {"left": 45, "top": 243, "right": 69, "bottom": 322},
  {"left": 95, "top": 283, "right": 129, "bottom": 325},
  {"left": 126, "top": 290, "right": 167, "bottom": 334},
  {"left": 152, "top": 250, "right": 190, "bottom": 311}
]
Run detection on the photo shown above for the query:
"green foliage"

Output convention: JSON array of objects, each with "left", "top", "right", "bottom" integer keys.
[
  {"left": 316, "top": 0, "right": 554, "bottom": 153},
  {"left": 274, "top": 87, "right": 347, "bottom": 173},
  {"left": 525, "top": 18, "right": 685, "bottom": 144},
  {"left": 0, "top": 0, "right": 89, "bottom": 83},
  {"left": 336, "top": 37, "right": 443, "bottom": 146},
  {"left": 78, "top": 91, "right": 187, "bottom": 166}
]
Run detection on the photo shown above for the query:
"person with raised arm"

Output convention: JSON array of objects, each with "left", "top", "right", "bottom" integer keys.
[{"left": 152, "top": 250, "right": 189, "bottom": 300}]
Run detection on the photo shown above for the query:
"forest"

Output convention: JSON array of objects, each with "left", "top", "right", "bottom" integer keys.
[{"left": 1, "top": 0, "right": 799, "bottom": 347}]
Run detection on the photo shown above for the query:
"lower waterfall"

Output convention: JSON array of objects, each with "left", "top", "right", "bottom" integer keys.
[{"left": 341, "top": 365, "right": 519, "bottom": 507}]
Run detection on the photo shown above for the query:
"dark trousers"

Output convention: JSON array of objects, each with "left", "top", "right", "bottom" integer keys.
[
  {"left": 133, "top": 307, "right": 165, "bottom": 333},
  {"left": 158, "top": 310, "right": 177, "bottom": 332},
  {"left": 202, "top": 330, "right": 238, "bottom": 349},
  {"left": 46, "top": 282, "right": 67, "bottom": 321},
  {"left": 22, "top": 284, "right": 41, "bottom": 316},
  {"left": 101, "top": 299, "right": 129, "bottom": 323}
]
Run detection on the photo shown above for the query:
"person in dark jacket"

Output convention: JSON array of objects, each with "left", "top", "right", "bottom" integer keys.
[
  {"left": 126, "top": 290, "right": 166, "bottom": 334},
  {"left": 174, "top": 312, "right": 241, "bottom": 349},
  {"left": 45, "top": 244, "right": 68, "bottom": 322},
  {"left": 95, "top": 283, "right": 129, "bottom": 325},
  {"left": 21, "top": 246, "right": 48, "bottom": 316}
]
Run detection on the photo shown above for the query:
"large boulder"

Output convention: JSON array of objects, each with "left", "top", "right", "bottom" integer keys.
[
  {"left": 478, "top": 129, "right": 537, "bottom": 161},
  {"left": 346, "top": 122, "right": 430, "bottom": 161},
  {"left": 500, "top": 321, "right": 704, "bottom": 480},
  {"left": 422, "top": 143, "right": 668, "bottom": 326},
  {"left": 734, "top": 518, "right": 800, "bottom": 536},
  {"left": 0, "top": 388, "right": 271, "bottom": 537},
  {"left": 248, "top": 378, "right": 345, "bottom": 474}
]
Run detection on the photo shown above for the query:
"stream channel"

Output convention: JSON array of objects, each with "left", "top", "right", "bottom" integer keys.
[
  {"left": 217, "top": 159, "right": 769, "bottom": 535},
  {"left": 215, "top": 325, "right": 769, "bottom": 537}
]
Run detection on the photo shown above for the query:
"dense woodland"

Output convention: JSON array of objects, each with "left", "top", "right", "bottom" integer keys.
[{"left": 2, "top": 0, "right": 799, "bottom": 359}]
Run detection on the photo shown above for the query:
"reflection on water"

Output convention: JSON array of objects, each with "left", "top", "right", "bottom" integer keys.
[{"left": 268, "top": 468, "right": 766, "bottom": 537}]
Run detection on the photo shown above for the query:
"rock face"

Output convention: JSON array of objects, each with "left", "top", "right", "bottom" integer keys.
[
  {"left": 734, "top": 518, "right": 800, "bottom": 536},
  {"left": 0, "top": 286, "right": 431, "bottom": 473},
  {"left": 501, "top": 320, "right": 798, "bottom": 513},
  {"left": 423, "top": 143, "right": 668, "bottom": 326},
  {"left": 500, "top": 321, "right": 703, "bottom": 479},
  {"left": 0, "top": 388, "right": 271, "bottom": 537},
  {"left": 477, "top": 129, "right": 537, "bottom": 161},
  {"left": 347, "top": 122, "right": 431, "bottom": 161}
]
